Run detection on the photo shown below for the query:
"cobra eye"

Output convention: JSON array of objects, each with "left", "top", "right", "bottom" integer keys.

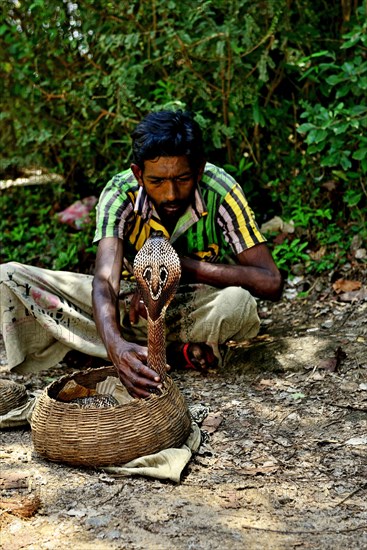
[
  {"left": 143, "top": 267, "right": 152, "bottom": 282},
  {"left": 159, "top": 266, "right": 168, "bottom": 283}
]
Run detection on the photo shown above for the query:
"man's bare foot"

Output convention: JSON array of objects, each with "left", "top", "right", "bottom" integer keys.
[{"left": 166, "top": 342, "right": 218, "bottom": 372}]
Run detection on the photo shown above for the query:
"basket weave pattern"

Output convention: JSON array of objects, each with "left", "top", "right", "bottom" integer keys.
[
  {"left": 31, "top": 366, "right": 191, "bottom": 467},
  {"left": 0, "top": 379, "right": 28, "bottom": 416}
]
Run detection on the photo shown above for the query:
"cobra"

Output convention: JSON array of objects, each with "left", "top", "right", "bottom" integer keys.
[{"left": 133, "top": 231, "right": 181, "bottom": 380}]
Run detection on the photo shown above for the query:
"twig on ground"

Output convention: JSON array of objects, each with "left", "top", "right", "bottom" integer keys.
[
  {"left": 222, "top": 522, "right": 367, "bottom": 536},
  {"left": 335, "top": 483, "right": 367, "bottom": 507}
]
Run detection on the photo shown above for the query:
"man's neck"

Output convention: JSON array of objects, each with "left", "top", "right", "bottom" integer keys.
[{"left": 159, "top": 217, "right": 177, "bottom": 236}]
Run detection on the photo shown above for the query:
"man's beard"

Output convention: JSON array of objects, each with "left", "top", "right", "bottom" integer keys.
[{"left": 155, "top": 188, "right": 196, "bottom": 222}]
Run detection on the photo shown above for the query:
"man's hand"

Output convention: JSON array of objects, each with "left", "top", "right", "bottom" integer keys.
[
  {"left": 129, "top": 291, "right": 147, "bottom": 325},
  {"left": 109, "top": 340, "right": 163, "bottom": 399}
]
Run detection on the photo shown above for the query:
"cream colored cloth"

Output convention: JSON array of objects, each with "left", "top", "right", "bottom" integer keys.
[
  {"left": 103, "top": 423, "right": 201, "bottom": 483},
  {"left": 0, "top": 262, "right": 260, "bottom": 374}
]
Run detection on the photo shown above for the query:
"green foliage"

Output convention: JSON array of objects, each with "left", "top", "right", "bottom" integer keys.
[
  {"left": 0, "top": 185, "right": 97, "bottom": 271},
  {"left": 271, "top": 238, "right": 310, "bottom": 273},
  {"left": 1, "top": 0, "right": 366, "bottom": 274},
  {"left": 265, "top": 5, "right": 367, "bottom": 274},
  {"left": 297, "top": 9, "right": 366, "bottom": 207},
  {"left": 1, "top": 0, "right": 286, "bottom": 187}
]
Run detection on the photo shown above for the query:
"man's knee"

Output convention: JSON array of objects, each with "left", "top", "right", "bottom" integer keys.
[
  {"left": 216, "top": 286, "right": 257, "bottom": 313},
  {"left": 0, "top": 262, "right": 24, "bottom": 282},
  {"left": 215, "top": 286, "right": 260, "bottom": 339}
]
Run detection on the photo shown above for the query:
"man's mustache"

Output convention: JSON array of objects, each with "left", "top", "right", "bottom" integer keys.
[{"left": 160, "top": 201, "right": 184, "bottom": 208}]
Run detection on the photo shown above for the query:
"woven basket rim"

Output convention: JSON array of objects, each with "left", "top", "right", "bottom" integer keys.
[
  {"left": 46, "top": 365, "right": 116, "bottom": 399},
  {"left": 45, "top": 365, "right": 175, "bottom": 409}
]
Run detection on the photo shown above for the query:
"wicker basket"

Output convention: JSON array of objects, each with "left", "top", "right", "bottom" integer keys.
[
  {"left": 0, "top": 379, "right": 28, "bottom": 416},
  {"left": 31, "top": 366, "right": 191, "bottom": 467}
]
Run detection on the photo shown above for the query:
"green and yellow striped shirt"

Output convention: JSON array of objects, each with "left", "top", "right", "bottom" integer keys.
[{"left": 94, "top": 162, "right": 265, "bottom": 271}]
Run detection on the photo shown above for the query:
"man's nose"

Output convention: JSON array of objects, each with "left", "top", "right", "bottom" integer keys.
[{"left": 165, "top": 180, "right": 179, "bottom": 202}]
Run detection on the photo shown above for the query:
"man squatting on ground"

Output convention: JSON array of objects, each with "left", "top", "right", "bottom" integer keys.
[{"left": 0, "top": 110, "right": 283, "bottom": 398}]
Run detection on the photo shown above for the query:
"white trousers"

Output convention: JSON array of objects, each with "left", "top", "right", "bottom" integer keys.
[{"left": 0, "top": 262, "right": 260, "bottom": 373}]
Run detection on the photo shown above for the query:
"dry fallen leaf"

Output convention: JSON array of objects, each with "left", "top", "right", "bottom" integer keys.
[
  {"left": 332, "top": 278, "right": 362, "bottom": 294},
  {"left": 260, "top": 216, "right": 294, "bottom": 234},
  {"left": 317, "top": 347, "right": 347, "bottom": 372},
  {"left": 344, "top": 435, "right": 367, "bottom": 446},
  {"left": 309, "top": 246, "right": 326, "bottom": 261},
  {"left": 0, "top": 472, "right": 29, "bottom": 490},
  {"left": 338, "top": 287, "right": 367, "bottom": 303},
  {"left": 0, "top": 495, "right": 41, "bottom": 518},
  {"left": 258, "top": 378, "right": 274, "bottom": 387},
  {"left": 220, "top": 492, "right": 242, "bottom": 509},
  {"left": 322, "top": 180, "right": 337, "bottom": 192},
  {"left": 201, "top": 412, "right": 223, "bottom": 434}
]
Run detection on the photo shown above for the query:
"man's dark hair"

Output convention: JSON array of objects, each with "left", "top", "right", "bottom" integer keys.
[{"left": 131, "top": 110, "right": 205, "bottom": 172}]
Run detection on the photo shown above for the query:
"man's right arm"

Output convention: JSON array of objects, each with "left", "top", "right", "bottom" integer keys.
[{"left": 92, "top": 237, "right": 163, "bottom": 398}]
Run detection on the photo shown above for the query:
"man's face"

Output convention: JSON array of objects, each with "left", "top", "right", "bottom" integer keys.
[{"left": 131, "top": 156, "right": 204, "bottom": 227}]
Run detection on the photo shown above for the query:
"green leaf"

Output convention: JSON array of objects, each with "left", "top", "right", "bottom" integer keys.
[
  {"left": 340, "top": 155, "right": 352, "bottom": 170},
  {"left": 307, "top": 128, "right": 328, "bottom": 145},
  {"left": 332, "top": 123, "right": 349, "bottom": 135},
  {"left": 326, "top": 75, "right": 344, "bottom": 86},
  {"left": 297, "top": 123, "right": 315, "bottom": 133},
  {"left": 341, "top": 36, "right": 360, "bottom": 49},
  {"left": 352, "top": 148, "right": 367, "bottom": 161},
  {"left": 252, "top": 102, "right": 265, "bottom": 127},
  {"left": 343, "top": 191, "right": 362, "bottom": 207},
  {"left": 308, "top": 141, "right": 326, "bottom": 154}
]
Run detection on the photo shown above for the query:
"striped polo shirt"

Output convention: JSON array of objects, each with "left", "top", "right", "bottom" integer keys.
[{"left": 94, "top": 162, "right": 265, "bottom": 273}]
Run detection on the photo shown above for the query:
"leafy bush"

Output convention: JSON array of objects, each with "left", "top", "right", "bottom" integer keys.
[
  {"left": 265, "top": 5, "right": 367, "bottom": 274},
  {"left": 0, "top": 185, "right": 97, "bottom": 271},
  {"left": 297, "top": 8, "right": 367, "bottom": 205},
  {"left": 1, "top": 0, "right": 365, "bottom": 275}
]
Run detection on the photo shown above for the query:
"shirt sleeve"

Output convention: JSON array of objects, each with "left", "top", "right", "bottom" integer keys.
[
  {"left": 217, "top": 182, "right": 266, "bottom": 254},
  {"left": 93, "top": 174, "right": 134, "bottom": 243}
]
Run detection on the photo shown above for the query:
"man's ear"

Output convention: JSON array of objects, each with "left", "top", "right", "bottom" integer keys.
[
  {"left": 197, "top": 161, "right": 206, "bottom": 183},
  {"left": 197, "top": 160, "right": 206, "bottom": 183},
  {"left": 131, "top": 163, "right": 143, "bottom": 186}
]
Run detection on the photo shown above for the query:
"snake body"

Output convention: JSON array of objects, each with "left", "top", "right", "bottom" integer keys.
[
  {"left": 133, "top": 231, "right": 181, "bottom": 380},
  {"left": 72, "top": 394, "right": 119, "bottom": 408}
]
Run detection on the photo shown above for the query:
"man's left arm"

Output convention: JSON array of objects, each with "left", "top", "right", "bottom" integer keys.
[{"left": 180, "top": 243, "right": 283, "bottom": 301}]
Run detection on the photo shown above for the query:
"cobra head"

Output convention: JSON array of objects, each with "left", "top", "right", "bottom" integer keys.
[{"left": 133, "top": 231, "right": 181, "bottom": 322}]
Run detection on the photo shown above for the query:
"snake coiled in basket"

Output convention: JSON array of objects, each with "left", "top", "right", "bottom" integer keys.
[{"left": 31, "top": 232, "right": 191, "bottom": 467}]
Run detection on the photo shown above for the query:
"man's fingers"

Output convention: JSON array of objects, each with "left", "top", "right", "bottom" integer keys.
[
  {"left": 131, "top": 358, "right": 160, "bottom": 382},
  {"left": 126, "top": 385, "right": 153, "bottom": 399},
  {"left": 129, "top": 302, "right": 139, "bottom": 325},
  {"left": 115, "top": 355, "right": 162, "bottom": 398},
  {"left": 121, "top": 372, "right": 162, "bottom": 399},
  {"left": 129, "top": 292, "right": 147, "bottom": 324}
]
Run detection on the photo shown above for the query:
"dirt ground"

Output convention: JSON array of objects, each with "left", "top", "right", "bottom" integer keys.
[{"left": 1, "top": 270, "right": 366, "bottom": 550}]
